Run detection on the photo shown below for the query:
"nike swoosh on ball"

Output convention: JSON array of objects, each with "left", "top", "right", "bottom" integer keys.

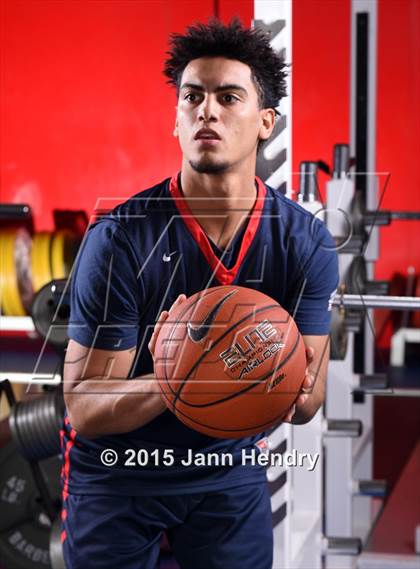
[{"left": 187, "top": 290, "right": 237, "bottom": 343}]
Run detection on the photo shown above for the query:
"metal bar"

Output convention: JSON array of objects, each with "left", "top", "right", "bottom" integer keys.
[
  {"left": 358, "top": 388, "right": 420, "bottom": 398},
  {"left": 391, "top": 211, "right": 420, "bottom": 221},
  {"left": 332, "top": 294, "right": 420, "bottom": 310},
  {"left": 0, "top": 203, "right": 32, "bottom": 219},
  {"left": 323, "top": 536, "right": 362, "bottom": 556},
  {"left": 325, "top": 419, "right": 362, "bottom": 438}
]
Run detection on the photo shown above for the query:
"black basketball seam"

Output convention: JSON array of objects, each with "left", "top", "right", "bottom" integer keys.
[
  {"left": 171, "top": 395, "right": 291, "bottom": 434},
  {"left": 160, "top": 286, "right": 236, "bottom": 403},
  {"left": 172, "top": 303, "right": 285, "bottom": 406},
  {"left": 174, "top": 331, "right": 302, "bottom": 409}
]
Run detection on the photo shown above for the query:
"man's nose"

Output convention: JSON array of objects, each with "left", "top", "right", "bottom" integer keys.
[{"left": 198, "top": 95, "right": 218, "bottom": 122}]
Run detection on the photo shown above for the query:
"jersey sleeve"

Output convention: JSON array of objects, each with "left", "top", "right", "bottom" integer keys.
[
  {"left": 68, "top": 219, "right": 143, "bottom": 350},
  {"left": 289, "top": 220, "right": 339, "bottom": 335}
]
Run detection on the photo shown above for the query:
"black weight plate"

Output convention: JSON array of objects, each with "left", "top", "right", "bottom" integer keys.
[
  {"left": 0, "top": 520, "right": 51, "bottom": 569},
  {"left": 330, "top": 308, "right": 348, "bottom": 360},
  {"left": 0, "top": 443, "right": 36, "bottom": 533},
  {"left": 10, "top": 392, "right": 64, "bottom": 462},
  {"left": 345, "top": 256, "right": 366, "bottom": 295},
  {"left": 31, "top": 280, "right": 69, "bottom": 348},
  {"left": 0, "top": 444, "right": 62, "bottom": 568}
]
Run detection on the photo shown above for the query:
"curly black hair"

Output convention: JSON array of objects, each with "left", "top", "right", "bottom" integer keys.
[{"left": 164, "top": 19, "right": 288, "bottom": 110}]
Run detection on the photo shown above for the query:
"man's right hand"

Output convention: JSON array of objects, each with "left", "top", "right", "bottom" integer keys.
[{"left": 148, "top": 294, "right": 187, "bottom": 362}]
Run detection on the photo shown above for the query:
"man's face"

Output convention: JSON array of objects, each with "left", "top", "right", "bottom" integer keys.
[{"left": 174, "top": 57, "right": 274, "bottom": 175}]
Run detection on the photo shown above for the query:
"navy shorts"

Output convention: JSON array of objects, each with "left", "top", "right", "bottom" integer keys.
[{"left": 62, "top": 482, "right": 273, "bottom": 569}]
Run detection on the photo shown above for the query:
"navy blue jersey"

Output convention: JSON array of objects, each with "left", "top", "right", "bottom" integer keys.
[{"left": 62, "top": 175, "right": 339, "bottom": 496}]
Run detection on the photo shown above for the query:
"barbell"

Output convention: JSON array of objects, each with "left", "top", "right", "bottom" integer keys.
[{"left": 332, "top": 293, "right": 420, "bottom": 311}]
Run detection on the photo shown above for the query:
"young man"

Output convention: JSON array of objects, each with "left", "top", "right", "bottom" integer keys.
[{"left": 62, "top": 20, "right": 338, "bottom": 569}]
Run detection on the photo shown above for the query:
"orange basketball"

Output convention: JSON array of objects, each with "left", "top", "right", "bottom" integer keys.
[{"left": 154, "top": 285, "right": 307, "bottom": 438}]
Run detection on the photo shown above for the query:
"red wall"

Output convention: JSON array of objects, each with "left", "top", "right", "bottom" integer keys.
[
  {"left": 292, "top": 0, "right": 351, "bottom": 199},
  {"left": 376, "top": 0, "right": 420, "bottom": 277},
  {"left": 1, "top": 0, "right": 253, "bottom": 228},
  {"left": 375, "top": 0, "right": 420, "bottom": 342},
  {"left": 2, "top": 0, "right": 216, "bottom": 229}
]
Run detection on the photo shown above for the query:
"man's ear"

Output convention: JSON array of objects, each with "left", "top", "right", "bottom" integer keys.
[{"left": 258, "top": 108, "right": 276, "bottom": 142}]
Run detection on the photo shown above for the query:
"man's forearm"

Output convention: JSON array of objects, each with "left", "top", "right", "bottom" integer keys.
[{"left": 64, "top": 375, "right": 167, "bottom": 438}]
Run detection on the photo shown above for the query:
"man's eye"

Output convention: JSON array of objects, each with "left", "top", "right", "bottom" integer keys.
[
  {"left": 185, "top": 93, "right": 198, "bottom": 102},
  {"left": 222, "top": 94, "right": 238, "bottom": 103}
]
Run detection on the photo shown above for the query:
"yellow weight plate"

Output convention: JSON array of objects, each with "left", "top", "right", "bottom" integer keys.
[
  {"left": 0, "top": 230, "right": 26, "bottom": 315},
  {"left": 51, "top": 231, "right": 69, "bottom": 279},
  {"left": 1, "top": 232, "right": 15, "bottom": 315},
  {"left": 14, "top": 228, "right": 33, "bottom": 312},
  {"left": 32, "top": 232, "right": 53, "bottom": 292},
  {"left": 0, "top": 232, "right": 7, "bottom": 314},
  {"left": 7, "top": 232, "right": 26, "bottom": 315}
]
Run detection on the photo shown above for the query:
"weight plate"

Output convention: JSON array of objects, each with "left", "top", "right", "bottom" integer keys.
[
  {"left": 9, "top": 391, "right": 64, "bottom": 462},
  {"left": 31, "top": 280, "right": 70, "bottom": 348},
  {"left": 15, "top": 228, "right": 34, "bottom": 313},
  {"left": 344, "top": 256, "right": 366, "bottom": 296},
  {"left": 32, "top": 233, "right": 53, "bottom": 294},
  {"left": 0, "top": 232, "right": 7, "bottom": 314},
  {"left": 330, "top": 307, "right": 348, "bottom": 360},
  {"left": 51, "top": 232, "right": 68, "bottom": 280},
  {"left": 0, "top": 230, "right": 28, "bottom": 316},
  {"left": 1, "top": 520, "right": 51, "bottom": 569},
  {"left": 0, "top": 443, "right": 61, "bottom": 568}
]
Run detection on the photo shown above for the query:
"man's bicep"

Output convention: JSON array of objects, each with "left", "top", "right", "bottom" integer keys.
[
  {"left": 64, "top": 339, "right": 137, "bottom": 390},
  {"left": 68, "top": 220, "right": 142, "bottom": 351}
]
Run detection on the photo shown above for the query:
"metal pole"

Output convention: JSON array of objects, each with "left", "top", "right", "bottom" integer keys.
[{"left": 332, "top": 294, "right": 420, "bottom": 310}]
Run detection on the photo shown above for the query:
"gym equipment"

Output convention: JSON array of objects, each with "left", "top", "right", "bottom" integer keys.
[
  {"left": 0, "top": 380, "right": 65, "bottom": 568},
  {"left": 324, "top": 419, "right": 362, "bottom": 438},
  {"left": 297, "top": 161, "right": 323, "bottom": 215},
  {"left": 31, "top": 230, "right": 80, "bottom": 293},
  {"left": 353, "top": 479, "right": 387, "bottom": 498},
  {"left": 0, "top": 229, "right": 33, "bottom": 316},
  {"left": 330, "top": 307, "right": 348, "bottom": 360},
  {"left": 0, "top": 215, "right": 80, "bottom": 317},
  {"left": 329, "top": 288, "right": 420, "bottom": 362},
  {"left": 9, "top": 389, "right": 65, "bottom": 462},
  {"left": 31, "top": 232, "right": 54, "bottom": 294},
  {"left": 50, "top": 230, "right": 81, "bottom": 280},
  {"left": 332, "top": 143, "right": 352, "bottom": 179},
  {"left": 0, "top": 442, "right": 61, "bottom": 569},
  {"left": 31, "top": 279, "right": 70, "bottom": 350},
  {"left": 355, "top": 374, "right": 389, "bottom": 391},
  {"left": 155, "top": 285, "right": 307, "bottom": 438},
  {"left": 323, "top": 537, "right": 362, "bottom": 556},
  {"left": 332, "top": 294, "right": 420, "bottom": 311},
  {"left": 344, "top": 256, "right": 388, "bottom": 296},
  {"left": 351, "top": 191, "right": 420, "bottom": 235}
]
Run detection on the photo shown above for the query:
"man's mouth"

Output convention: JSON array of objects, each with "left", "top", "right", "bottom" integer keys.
[{"left": 194, "top": 128, "right": 221, "bottom": 141}]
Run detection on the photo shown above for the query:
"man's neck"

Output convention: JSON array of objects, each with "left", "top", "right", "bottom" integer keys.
[{"left": 179, "top": 162, "right": 258, "bottom": 250}]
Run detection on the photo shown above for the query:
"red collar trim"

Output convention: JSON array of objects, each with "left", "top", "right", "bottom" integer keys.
[{"left": 169, "top": 174, "right": 266, "bottom": 285}]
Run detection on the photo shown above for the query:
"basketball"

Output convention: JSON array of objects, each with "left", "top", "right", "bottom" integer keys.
[{"left": 154, "top": 286, "right": 307, "bottom": 438}]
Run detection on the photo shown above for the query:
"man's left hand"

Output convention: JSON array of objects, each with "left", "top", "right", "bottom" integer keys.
[{"left": 282, "top": 346, "right": 315, "bottom": 423}]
